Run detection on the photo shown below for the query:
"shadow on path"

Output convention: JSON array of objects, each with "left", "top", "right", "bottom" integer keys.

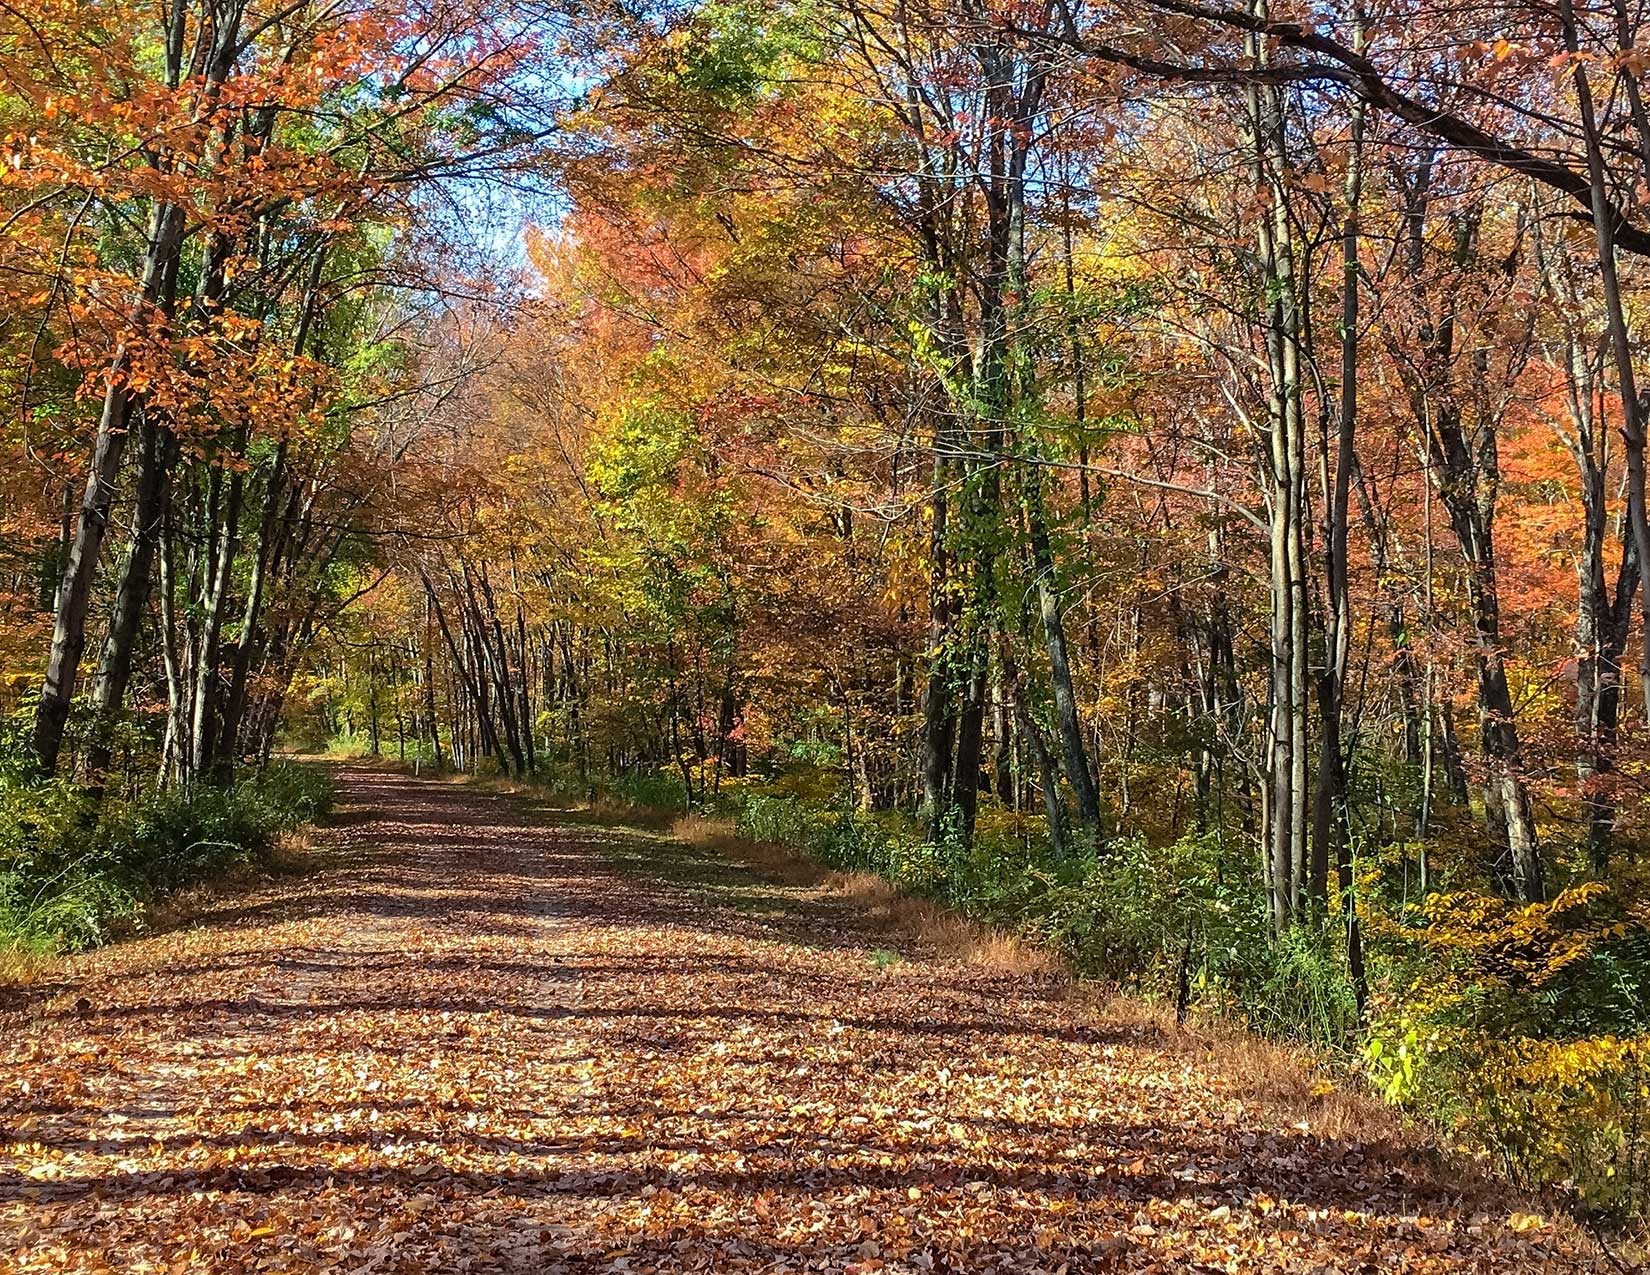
[{"left": 0, "top": 764, "right": 1588, "bottom": 1273}]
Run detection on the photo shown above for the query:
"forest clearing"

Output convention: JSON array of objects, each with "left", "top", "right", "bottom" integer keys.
[{"left": 6, "top": 0, "right": 1650, "bottom": 1264}]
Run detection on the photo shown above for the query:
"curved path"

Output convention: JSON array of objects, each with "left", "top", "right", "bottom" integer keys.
[{"left": 2, "top": 766, "right": 1589, "bottom": 1272}]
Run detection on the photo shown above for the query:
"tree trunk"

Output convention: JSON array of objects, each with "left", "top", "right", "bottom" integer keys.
[
  {"left": 1000, "top": 642, "right": 1069, "bottom": 858},
  {"left": 921, "top": 440, "right": 956, "bottom": 840},
  {"left": 33, "top": 202, "right": 186, "bottom": 776},
  {"left": 1026, "top": 469, "right": 1104, "bottom": 840},
  {"left": 83, "top": 416, "right": 178, "bottom": 797},
  {"left": 1246, "top": 22, "right": 1310, "bottom": 931},
  {"left": 189, "top": 463, "right": 244, "bottom": 781}
]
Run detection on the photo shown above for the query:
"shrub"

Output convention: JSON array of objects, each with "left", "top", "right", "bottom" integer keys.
[
  {"left": 614, "top": 768, "right": 696, "bottom": 810},
  {"left": 1371, "top": 881, "right": 1650, "bottom": 1218},
  {"left": 0, "top": 762, "right": 333, "bottom": 956},
  {"left": 725, "top": 792, "right": 1360, "bottom": 1049},
  {"left": 737, "top": 792, "right": 835, "bottom": 849}
]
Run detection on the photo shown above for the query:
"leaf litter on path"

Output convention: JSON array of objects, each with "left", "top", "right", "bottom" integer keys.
[{"left": 0, "top": 766, "right": 1594, "bottom": 1272}]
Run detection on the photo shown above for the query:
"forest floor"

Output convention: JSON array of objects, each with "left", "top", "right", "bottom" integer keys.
[{"left": 0, "top": 764, "right": 1602, "bottom": 1273}]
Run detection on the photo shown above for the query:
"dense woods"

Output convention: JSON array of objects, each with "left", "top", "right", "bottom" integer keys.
[
  {"left": 0, "top": 0, "right": 553, "bottom": 930},
  {"left": 8, "top": 0, "right": 1650, "bottom": 1229}
]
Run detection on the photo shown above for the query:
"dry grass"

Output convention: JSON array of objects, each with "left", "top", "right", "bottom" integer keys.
[
  {"left": 668, "top": 811, "right": 1062, "bottom": 977},
  {"left": 1188, "top": 1015, "right": 1408, "bottom": 1140},
  {"left": 826, "top": 869, "right": 1062, "bottom": 976},
  {"left": 670, "top": 812, "right": 824, "bottom": 884},
  {"left": 1062, "top": 982, "right": 1426, "bottom": 1154},
  {"left": 0, "top": 947, "right": 55, "bottom": 989}
]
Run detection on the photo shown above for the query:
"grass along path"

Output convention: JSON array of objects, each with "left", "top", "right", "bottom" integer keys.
[{"left": 1, "top": 764, "right": 1596, "bottom": 1272}]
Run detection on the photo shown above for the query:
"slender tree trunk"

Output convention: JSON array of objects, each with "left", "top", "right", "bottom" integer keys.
[
  {"left": 40, "top": 481, "right": 72, "bottom": 613},
  {"left": 158, "top": 486, "right": 187, "bottom": 785},
  {"left": 1312, "top": 60, "right": 1364, "bottom": 915},
  {"left": 922, "top": 437, "right": 955, "bottom": 840},
  {"left": 1026, "top": 469, "right": 1104, "bottom": 839},
  {"left": 1561, "top": 0, "right": 1650, "bottom": 726},
  {"left": 1000, "top": 642, "right": 1068, "bottom": 858},
  {"left": 190, "top": 463, "right": 244, "bottom": 781},
  {"left": 991, "top": 671, "right": 1015, "bottom": 804},
  {"left": 423, "top": 597, "right": 444, "bottom": 767},
  {"left": 215, "top": 440, "right": 290, "bottom": 768},
  {"left": 1247, "top": 25, "right": 1309, "bottom": 931},
  {"left": 951, "top": 636, "right": 988, "bottom": 842},
  {"left": 33, "top": 202, "right": 186, "bottom": 775},
  {"left": 83, "top": 417, "right": 179, "bottom": 797}
]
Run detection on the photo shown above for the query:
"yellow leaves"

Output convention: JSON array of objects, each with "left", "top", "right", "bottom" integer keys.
[
  {"left": 1410, "top": 1020, "right": 1650, "bottom": 1214},
  {"left": 1412, "top": 881, "right": 1636, "bottom": 989},
  {"left": 1459, "top": 37, "right": 1523, "bottom": 63},
  {"left": 1501, "top": 1033, "right": 1650, "bottom": 1091}
]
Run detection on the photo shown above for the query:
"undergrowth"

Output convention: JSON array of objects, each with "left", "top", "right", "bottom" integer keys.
[
  {"left": 514, "top": 763, "right": 1648, "bottom": 1227},
  {"left": 0, "top": 762, "right": 332, "bottom": 955}
]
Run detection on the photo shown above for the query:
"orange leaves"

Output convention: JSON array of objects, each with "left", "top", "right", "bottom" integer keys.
[{"left": 0, "top": 0, "right": 539, "bottom": 457}]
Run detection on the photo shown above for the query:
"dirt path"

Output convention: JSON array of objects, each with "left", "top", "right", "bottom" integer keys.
[{"left": 1, "top": 766, "right": 1590, "bottom": 1272}]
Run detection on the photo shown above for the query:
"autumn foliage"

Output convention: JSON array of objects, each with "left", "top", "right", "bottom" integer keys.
[{"left": 7, "top": 0, "right": 1650, "bottom": 1239}]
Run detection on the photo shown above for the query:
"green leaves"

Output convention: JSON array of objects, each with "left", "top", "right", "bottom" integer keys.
[
  {"left": 589, "top": 399, "right": 696, "bottom": 508},
  {"left": 665, "top": 0, "right": 822, "bottom": 109}
]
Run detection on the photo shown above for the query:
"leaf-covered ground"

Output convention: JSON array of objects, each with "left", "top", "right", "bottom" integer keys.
[{"left": 2, "top": 766, "right": 1593, "bottom": 1272}]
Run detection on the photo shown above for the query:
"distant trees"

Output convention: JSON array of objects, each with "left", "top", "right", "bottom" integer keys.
[{"left": 297, "top": 0, "right": 1650, "bottom": 990}]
